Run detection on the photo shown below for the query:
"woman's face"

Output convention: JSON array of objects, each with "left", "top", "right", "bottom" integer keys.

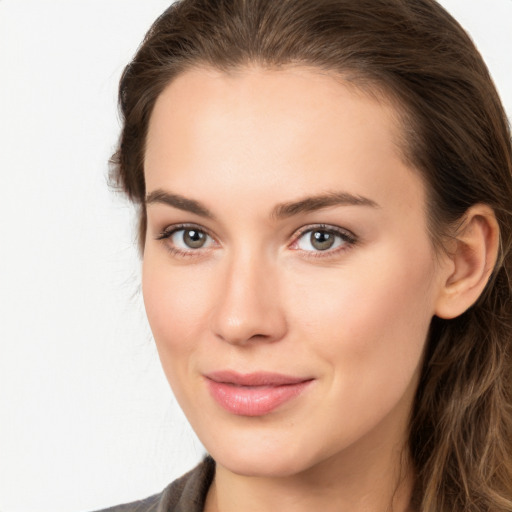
[{"left": 143, "top": 66, "right": 448, "bottom": 478}]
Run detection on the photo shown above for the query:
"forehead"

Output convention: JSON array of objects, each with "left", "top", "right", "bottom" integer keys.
[
  {"left": 146, "top": 65, "right": 406, "bottom": 161},
  {"left": 144, "top": 65, "right": 424, "bottom": 218}
]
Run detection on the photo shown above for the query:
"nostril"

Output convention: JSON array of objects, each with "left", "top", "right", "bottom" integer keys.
[
  {"left": 210, "top": 297, "right": 287, "bottom": 346},
  {"left": 209, "top": 259, "right": 288, "bottom": 345}
]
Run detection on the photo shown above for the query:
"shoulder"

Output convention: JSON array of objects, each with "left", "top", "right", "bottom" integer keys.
[
  {"left": 92, "top": 492, "right": 161, "bottom": 512},
  {"left": 91, "top": 456, "right": 215, "bottom": 512}
]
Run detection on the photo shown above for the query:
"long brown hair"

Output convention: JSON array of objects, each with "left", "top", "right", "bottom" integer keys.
[{"left": 111, "top": 1, "right": 512, "bottom": 510}]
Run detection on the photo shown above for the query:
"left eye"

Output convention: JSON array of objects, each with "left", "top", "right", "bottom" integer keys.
[{"left": 294, "top": 228, "right": 353, "bottom": 252}]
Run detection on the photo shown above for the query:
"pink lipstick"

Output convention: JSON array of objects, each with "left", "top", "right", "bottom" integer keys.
[{"left": 204, "top": 371, "right": 313, "bottom": 416}]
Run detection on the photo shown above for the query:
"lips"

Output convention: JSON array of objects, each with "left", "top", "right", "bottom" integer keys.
[{"left": 204, "top": 371, "right": 314, "bottom": 416}]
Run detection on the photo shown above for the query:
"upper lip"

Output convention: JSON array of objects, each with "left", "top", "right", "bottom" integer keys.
[{"left": 205, "top": 370, "right": 313, "bottom": 387}]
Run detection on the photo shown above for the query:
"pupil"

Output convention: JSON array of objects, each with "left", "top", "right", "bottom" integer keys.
[
  {"left": 184, "top": 230, "right": 205, "bottom": 248},
  {"left": 311, "top": 231, "right": 334, "bottom": 250}
]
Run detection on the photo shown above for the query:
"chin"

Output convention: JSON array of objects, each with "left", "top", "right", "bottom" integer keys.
[
  {"left": 218, "top": 453, "right": 308, "bottom": 478},
  {"left": 205, "top": 433, "right": 325, "bottom": 478}
]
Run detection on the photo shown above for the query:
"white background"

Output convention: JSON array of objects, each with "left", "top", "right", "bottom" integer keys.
[{"left": 0, "top": 1, "right": 511, "bottom": 511}]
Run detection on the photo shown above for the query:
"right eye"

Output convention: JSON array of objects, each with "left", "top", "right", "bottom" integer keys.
[{"left": 156, "top": 225, "right": 216, "bottom": 254}]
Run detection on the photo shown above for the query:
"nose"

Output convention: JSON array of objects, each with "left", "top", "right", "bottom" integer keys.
[{"left": 209, "top": 250, "right": 288, "bottom": 346}]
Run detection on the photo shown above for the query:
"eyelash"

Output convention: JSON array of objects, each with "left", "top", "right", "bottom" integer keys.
[
  {"left": 290, "top": 224, "right": 357, "bottom": 258},
  {"left": 156, "top": 223, "right": 216, "bottom": 258},
  {"left": 155, "top": 223, "right": 358, "bottom": 259}
]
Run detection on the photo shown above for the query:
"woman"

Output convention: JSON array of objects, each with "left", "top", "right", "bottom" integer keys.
[{"left": 100, "top": 0, "right": 512, "bottom": 510}]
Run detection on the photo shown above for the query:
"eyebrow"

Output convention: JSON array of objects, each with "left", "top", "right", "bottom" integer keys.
[
  {"left": 145, "top": 189, "right": 379, "bottom": 220},
  {"left": 146, "top": 190, "right": 215, "bottom": 218},
  {"left": 271, "top": 191, "right": 379, "bottom": 219}
]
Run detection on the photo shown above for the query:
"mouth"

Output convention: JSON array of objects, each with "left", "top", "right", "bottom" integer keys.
[{"left": 204, "top": 371, "right": 314, "bottom": 416}]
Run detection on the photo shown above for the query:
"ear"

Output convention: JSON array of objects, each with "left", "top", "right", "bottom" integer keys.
[{"left": 435, "top": 204, "right": 500, "bottom": 319}]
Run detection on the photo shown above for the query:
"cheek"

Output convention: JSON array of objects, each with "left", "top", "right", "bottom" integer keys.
[
  {"left": 142, "top": 254, "right": 210, "bottom": 358},
  {"left": 142, "top": 254, "right": 219, "bottom": 417},
  {"left": 286, "top": 243, "right": 436, "bottom": 391}
]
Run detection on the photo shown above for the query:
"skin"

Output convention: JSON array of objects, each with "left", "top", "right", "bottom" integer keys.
[{"left": 142, "top": 66, "right": 462, "bottom": 512}]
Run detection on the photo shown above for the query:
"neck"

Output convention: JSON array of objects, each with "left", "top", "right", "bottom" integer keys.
[{"left": 204, "top": 437, "right": 414, "bottom": 512}]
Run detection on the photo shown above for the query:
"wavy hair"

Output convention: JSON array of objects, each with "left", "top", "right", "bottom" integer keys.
[{"left": 110, "top": 1, "right": 512, "bottom": 509}]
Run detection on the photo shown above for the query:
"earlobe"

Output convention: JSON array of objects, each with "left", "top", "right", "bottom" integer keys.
[{"left": 434, "top": 204, "right": 500, "bottom": 319}]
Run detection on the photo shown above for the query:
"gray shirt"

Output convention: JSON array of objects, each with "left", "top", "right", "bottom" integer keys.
[{"left": 93, "top": 457, "right": 215, "bottom": 512}]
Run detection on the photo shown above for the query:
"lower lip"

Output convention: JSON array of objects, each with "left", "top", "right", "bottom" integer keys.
[{"left": 205, "top": 379, "right": 313, "bottom": 416}]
